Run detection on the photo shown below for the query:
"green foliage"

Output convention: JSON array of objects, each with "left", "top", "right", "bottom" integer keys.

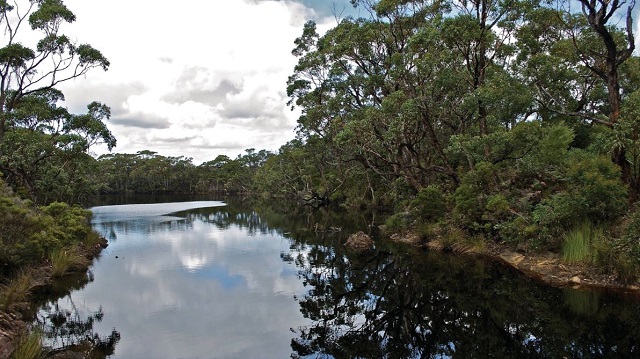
[
  {"left": 452, "top": 162, "right": 503, "bottom": 230},
  {"left": 533, "top": 151, "right": 627, "bottom": 236},
  {"left": 41, "top": 202, "right": 92, "bottom": 247},
  {"left": 562, "top": 222, "right": 600, "bottom": 263},
  {"left": 0, "top": 270, "right": 34, "bottom": 311},
  {"left": 484, "top": 194, "right": 510, "bottom": 220},
  {"left": 0, "top": 178, "right": 97, "bottom": 273},
  {"left": 616, "top": 91, "right": 640, "bottom": 189},
  {"left": 383, "top": 211, "right": 412, "bottom": 234},
  {"left": 0, "top": 1, "right": 113, "bottom": 204},
  {"left": 0, "top": 44, "right": 35, "bottom": 67},
  {"left": 10, "top": 330, "right": 46, "bottom": 359},
  {"left": 594, "top": 208, "right": 640, "bottom": 283},
  {"left": 49, "top": 247, "right": 88, "bottom": 277},
  {"left": 411, "top": 186, "right": 446, "bottom": 222}
]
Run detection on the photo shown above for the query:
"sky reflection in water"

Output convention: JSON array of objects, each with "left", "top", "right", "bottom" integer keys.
[
  {"left": 48, "top": 201, "right": 310, "bottom": 359},
  {"left": 37, "top": 199, "right": 640, "bottom": 358}
]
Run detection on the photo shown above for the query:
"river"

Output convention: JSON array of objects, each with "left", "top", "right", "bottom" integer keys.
[{"left": 34, "top": 196, "right": 640, "bottom": 358}]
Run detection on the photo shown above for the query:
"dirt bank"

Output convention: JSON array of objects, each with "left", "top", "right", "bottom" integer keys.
[{"left": 390, "top": 233, "right": 640, "bottom": 293}]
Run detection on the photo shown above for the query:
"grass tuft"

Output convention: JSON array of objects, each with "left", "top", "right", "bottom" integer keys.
[
  {"left": 562, "top": 222, "right": 600, "bottom": 263},
  {"left": 0, "top": 270, "right": 35, "bottom": 311},
  {"left": 10, "top": 330, "right": 47, "bottom": 359},
  {"left": 50, "top": 247, "right": 89, "bottom": 277}
]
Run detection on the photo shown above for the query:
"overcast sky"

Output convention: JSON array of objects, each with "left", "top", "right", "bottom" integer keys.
[
  {"left": 49, "top": 1, "right": 640, "bottom": 164},
  {"left": 55, "top": 0, "right": 361, "bottom": 164}
]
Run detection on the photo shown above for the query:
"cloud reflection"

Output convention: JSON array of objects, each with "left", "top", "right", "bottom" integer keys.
[{"left": 59, "top": 202, "right": 310, "bottom": 358}]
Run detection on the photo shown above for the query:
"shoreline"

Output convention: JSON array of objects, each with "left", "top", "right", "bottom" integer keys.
[
  {"left": 390, "top": 232, "right": 640, "bottom": 294},
  {"left": 0, "top": 237, "right": 108, "bottom": 358}
]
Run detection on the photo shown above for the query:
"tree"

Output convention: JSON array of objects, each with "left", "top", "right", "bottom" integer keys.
[
  {"left": 0, "top": 0, "right": 114, "bottom": 202},
  {"left": 287, "top": 0, "right": 537, "bottom": 192},
  {"left": 523, "top": 0, "right": 637, "bottom": 183}
]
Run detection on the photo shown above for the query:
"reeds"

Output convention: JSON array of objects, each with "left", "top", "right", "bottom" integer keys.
[{"left": 562, "top": 222, "right": 601, "bottom": 263}]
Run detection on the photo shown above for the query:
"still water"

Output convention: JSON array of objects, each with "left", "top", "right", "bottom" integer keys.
[{"left": 35, "top": 197, "right": 640, "bottom": 358}]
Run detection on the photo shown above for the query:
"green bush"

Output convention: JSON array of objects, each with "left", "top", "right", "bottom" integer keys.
[
  {"left": 453, "top": 183, "right": 483, "bottom": 226},
  {"left": 411, "top": 185, "right": 446, "bottom": 222},
  {"left": 565, "top": 152, "right": 627, "bottom": 221},
  {"left": 484, "top": 194, "right": 510, "bottom": 221},
  {"left": 0, "top": 179, "right": 97, "bottom": 274},
  {"left": 383, "top": 211, "right": 412, "bottom": 234},
  {"left": 41, "top": 202, "right": 93, "bottom": 247},
  {"left": 532, "top": 151, "right": 627, "bottom": 239}
]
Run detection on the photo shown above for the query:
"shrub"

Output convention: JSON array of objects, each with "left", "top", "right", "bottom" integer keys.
[
  {"left": 532, "top": 151, "right": 627, "bottom": 240},
  {"left": 484, "top": 194, "right": 510, "bottom": 221},
  {"left": 383, "top": 211, "right": 412, "bottom": 234},
  {"left": 411, "top": 185, "right": 446, "bottom": 222},
  {"left": 565, "top": 152, "right": 627, "bottom": 222},
  {"left": 0, "top": 178, "right": 98, "bottom": 273}
]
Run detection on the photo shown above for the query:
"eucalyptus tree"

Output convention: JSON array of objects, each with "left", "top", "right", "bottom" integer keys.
[
  {"left": 517, "top": 0, "right": 637, "bottom": 183},
  {"left": 288, "top": 1, "right": 467, "bottom": 192},
  {"left": 441, "top": 0, "right": 532, "bottom": 158},
  {"left": 288, "top": 0, "right": 539, "bottom": 192},
  {"left": 0, "top": 0, "right": 114, "bottom": 202}
]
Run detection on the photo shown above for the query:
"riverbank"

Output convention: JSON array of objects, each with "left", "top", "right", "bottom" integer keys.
[
  {"left": 0, "top": 237, "right": 108, "bottom": 358},
  {"left": 390, "top": 232, "right": 640, "bottom": 294}
]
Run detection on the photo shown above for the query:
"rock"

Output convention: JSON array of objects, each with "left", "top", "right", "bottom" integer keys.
[
  {"left": 48, "top": 351, "right": 86, "bottom": 359},
  {"left": 0, "top": 334, "right": 14, "bottom": 359},
  {"left": 570, "top": 276, "right": 582, "bottom": 284},
  {"left": 390, "top": 232, "right": 422, "bottom": 245},
  {"left": 499, "top": 251, "right": 525, "bottom": 266},
  {"left": 344, "top": 231, "right": 374, "bottom": 250}
]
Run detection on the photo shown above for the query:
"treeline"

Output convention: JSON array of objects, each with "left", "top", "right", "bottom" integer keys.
[{"left": 93, "top": 148, "right": 271, "bottom": 195}]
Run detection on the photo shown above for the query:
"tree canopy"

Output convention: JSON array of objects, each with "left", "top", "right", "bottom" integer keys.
[{"left": 0, "top": 0, "right": 114, "bottom": 203}]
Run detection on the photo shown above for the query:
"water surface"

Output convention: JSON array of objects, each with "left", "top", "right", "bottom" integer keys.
[{"left": 36, "top": 198, "right": 640, "bottom": 358}]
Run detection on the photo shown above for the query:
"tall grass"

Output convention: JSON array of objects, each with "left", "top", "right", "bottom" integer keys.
[
  {"left": 0, "top": 270, "right": 35, "bottom": 310},
  {"left": 83, "top": 230, "right": 104, "bottom": 248},
  {"left": 562, "top": 222, "right": 601, "bottom": 263},
  {"left": 10, "top": 330, "right": 46, "bottom": 359},
  {"left": 49, "top": 247, "right": 89, "bottom": 277}
]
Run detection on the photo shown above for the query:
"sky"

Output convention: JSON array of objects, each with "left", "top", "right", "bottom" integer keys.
[
  {"left": 22, "top": 1, "right": 640, "bottom": 164},
  {"left": 54, "top": 0, "right": 362, "bottom": 164}
]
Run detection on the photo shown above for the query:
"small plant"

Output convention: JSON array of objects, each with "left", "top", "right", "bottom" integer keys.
[
  {"left": 383, "top": 211, "right": 412, "bottom": 234},
  {"left": 0, "top": 270, "right": 35, "bottom": 311},
  {"left": 83, "top": 230, "right": 104, "bottom": 248},
  {"left": 49, "top": 247, "right": 89, "bottom": 277},
  {"left": 562, "top": 222, "right": 601, "bottom": 263},
  {"left": 10, "top": 330, "right": 46, "bottom": 359}
]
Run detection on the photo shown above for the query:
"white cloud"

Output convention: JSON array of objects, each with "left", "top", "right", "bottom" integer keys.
[{"left": 56, "top": 0, "right": 338, "bottom": 163}]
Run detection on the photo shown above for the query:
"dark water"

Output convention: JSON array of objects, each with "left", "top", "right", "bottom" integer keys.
[{"left": 35, "top": 197, "right": 640, "bottom": 358}]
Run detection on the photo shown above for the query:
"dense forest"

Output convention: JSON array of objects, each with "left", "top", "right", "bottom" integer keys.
[{"left": 2, "top": 0, "right": 640, "bottom": 350}]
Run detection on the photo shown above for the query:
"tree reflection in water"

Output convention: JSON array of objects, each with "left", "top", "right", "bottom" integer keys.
[
  {"left": 289, "top": 241, "right": 640, "bottom": 358},
  {"left": 178, "top": 199, "right": 640, "bottom": 358},
  {"left": 33, "top": 272, "right": 120, "bottom": 358},
  {"left": 37, "top": 197, "right": 640, "bottom": 358}
]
